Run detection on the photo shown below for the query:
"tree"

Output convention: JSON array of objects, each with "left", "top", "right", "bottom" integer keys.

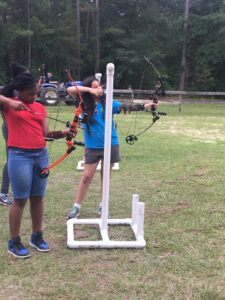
[
  {"left": 179, "top": 0, "right": 190, "bottom": 112},
  {"left": 1, "top": 0, "right": 225, "bottom": 92}
]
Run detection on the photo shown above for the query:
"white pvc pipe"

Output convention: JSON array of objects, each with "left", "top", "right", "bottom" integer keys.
[
  {"left": 132, "top": 194, "right": 139, "bottom": 225},
  {"left": 101, "top": 63, "right": 115, "bottom": 232},
  {"left": 67, "top": 219, "right": 146, "bottom": 248},
  {"left": 95, "top": 73, "right": 102, "bottom": 83},
  {"left": 68, "top": 218, "right": 132, "bottom": 226},
  {"left": 136, "top": 202, "right": 145, "bottom": 238},
  {"left": 67, "top": 240, "right": 146, "bottom": 249}
]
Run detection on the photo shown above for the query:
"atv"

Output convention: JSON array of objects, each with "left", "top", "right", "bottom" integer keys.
[{"left": 37, "top": 64, "right": 60, "bottom": 106}]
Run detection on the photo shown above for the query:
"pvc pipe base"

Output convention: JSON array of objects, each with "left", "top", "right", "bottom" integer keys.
[{"left": 67, "top": 196, "right": 146, "bottom": 249}]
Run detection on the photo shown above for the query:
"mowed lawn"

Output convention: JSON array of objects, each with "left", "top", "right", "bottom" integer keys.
[{"left": 1, "top": 103, "right": 225, "bottom": 299}]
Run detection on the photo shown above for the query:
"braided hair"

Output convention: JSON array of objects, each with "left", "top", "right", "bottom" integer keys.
[{"left": 1, "top": 63, "right": 36, "bottom": 98}]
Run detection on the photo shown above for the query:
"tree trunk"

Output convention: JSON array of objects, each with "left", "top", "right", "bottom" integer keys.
[
  {"left": 179, "top": 0, "right": 190, "bottom": 112},
  {"left": 27, "top": 0, "right": 31, "bottom": 69},
  {"left": 76, "top": 0, "right": 81, "bottom": 78},
  {"left": 95, "top": 0, "right": 100, "bottom": 73}
]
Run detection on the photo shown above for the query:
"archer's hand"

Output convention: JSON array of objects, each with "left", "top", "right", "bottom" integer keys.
[
  {"left": 144, "top": 101, "right": 159, "bottom": 111},
  {"left": 8, "top": 100, "right": 28, "bottom": 111},
  {"left": 63, "top": 129, "right": 76, "bottom": 138},
  {"left": 151, "top": 101, "right": 159, "bottom": 111},
  {"left": 89, "top": 86, "right": 103, "bottom": 97}
]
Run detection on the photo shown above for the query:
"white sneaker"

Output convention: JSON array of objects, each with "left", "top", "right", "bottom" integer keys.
[{"left": 0, "top": 194, "right": 13, "bottom": 206}]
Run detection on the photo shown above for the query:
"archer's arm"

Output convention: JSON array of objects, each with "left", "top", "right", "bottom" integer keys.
[
  {"left": 43, "top": 119, "right": 71, "bottom": 139},
  {"left": 67, "top": 86, "right": 103, "bottom": 99},
  {"left": 0, "top": 95, "right": 28, "bottom": 111}
]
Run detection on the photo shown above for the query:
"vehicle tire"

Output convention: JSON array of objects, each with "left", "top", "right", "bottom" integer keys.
[
  {"left": 64, "top": 95, "right": 75, "bottom": 106},
  {"left": 65, "top": 100, "right": 75, "bottom": 106},
  {"left": 40, "top": 87, "right": 59, "bottom": 106}
]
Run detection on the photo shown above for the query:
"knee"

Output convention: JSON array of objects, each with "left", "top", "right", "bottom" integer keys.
[
  {"left": 81, "top": 173, "right": 93, "bottom": 185},
  {"left": 30, "top": 196, "right": 43, "bottom": 204},
  {"left": 14, "top": 199, "right": 27, "bottom": 208}
]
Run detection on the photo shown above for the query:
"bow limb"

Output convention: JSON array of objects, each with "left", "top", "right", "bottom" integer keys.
[
  {"left": 125, "top": 110, "right": 167, "bottom": 145},
  {"left": 125, "top": 58, "right": 167, "bottom": 145},
  {"left": 65, "top": 70, "right": 86, "bottom": 136},
  {"left": 144, "top": 56, "right": 161, "bottom": 79},
  {"left": 39, "top": 139, "right": 84, "bottom": 178},
  {"left": 144, "top": 56, "right": 166, "bottom": 97},
  {"left": 39, "top": 142, "right": 74, "bottom": 178}
]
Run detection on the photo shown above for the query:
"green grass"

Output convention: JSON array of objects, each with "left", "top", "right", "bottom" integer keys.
[{"left": 1, "top": 103, "right": 225, "bottom": 299}]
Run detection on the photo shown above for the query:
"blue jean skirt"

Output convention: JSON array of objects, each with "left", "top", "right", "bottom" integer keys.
[{"left": 8, "top": 148, "right": 48, "bottom": 200}]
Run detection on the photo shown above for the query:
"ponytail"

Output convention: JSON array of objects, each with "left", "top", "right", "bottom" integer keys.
[
  {"left": 1, "top": 84, "right": 15, "bottom": 97},
  {"left": 0, "top": 63, "right": 35, "bottom": 98}
]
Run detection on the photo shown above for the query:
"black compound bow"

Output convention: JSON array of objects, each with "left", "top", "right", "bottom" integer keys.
[{"left": 125, "top": 56, "right": 167, "bottom": 145}]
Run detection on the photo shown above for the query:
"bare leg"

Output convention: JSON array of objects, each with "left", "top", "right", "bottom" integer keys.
[
  {"left": 30, "top": 196, "right": 44, "bottom": 233},
  {"left": 75, "top": 162, "right": 98, "bottom": 205},
  {"left": 9, "top": 199, "right": 27, "bottom": 238}
]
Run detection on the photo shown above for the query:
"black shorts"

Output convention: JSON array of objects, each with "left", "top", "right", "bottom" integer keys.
[{"left": 84, "top": 145, "right": 120, "bottom": 164}]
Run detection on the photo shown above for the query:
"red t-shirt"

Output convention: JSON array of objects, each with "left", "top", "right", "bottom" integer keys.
[{"left": 4, "top": 98, "right": 48, "bottom": 149}]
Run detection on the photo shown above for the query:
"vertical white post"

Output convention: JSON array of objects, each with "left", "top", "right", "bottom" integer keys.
[
  {"left": 101, "top": 63, "right": 115, "bottom": 232},
  {"left": 132, "top": 194, "right": 139, "bottom": 225},
  {"left": 136, "top": 202, "right": 145, "bottom": 238}
]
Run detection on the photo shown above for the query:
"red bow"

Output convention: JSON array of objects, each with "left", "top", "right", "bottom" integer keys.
[{"left": 40, "top": 71, "right": 85, "bottom": 177}]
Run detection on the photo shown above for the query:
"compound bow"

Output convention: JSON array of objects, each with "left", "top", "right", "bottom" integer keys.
[{"left": 125, "top": 56, "right": 167, "bottom": 145}]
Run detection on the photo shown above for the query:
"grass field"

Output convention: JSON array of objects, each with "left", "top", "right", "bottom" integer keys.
[{"left": 1, "top": 103, "right": 225, "bottom": 299}]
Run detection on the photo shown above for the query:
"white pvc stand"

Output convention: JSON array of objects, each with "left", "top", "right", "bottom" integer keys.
[{"left": 67, "top": 63, "right": 146, "bottom": 249}]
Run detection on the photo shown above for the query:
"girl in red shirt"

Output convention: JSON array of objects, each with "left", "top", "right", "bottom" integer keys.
[{"left": 0, "top": 63, "right": 67, "bottom": 258}]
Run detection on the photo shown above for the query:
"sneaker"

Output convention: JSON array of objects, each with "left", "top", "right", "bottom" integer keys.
[
  {"left": 8, "top": 236, "right": 30, "bottom": 259},
  {"left": 0, "top": 194, "right": 13, "bottom": 207},
  {"left": 67, "top": 205, "right": 80, "bottom": 219},
  {"left": 29, "top": 231, "right": 50, "bottom": 252}
]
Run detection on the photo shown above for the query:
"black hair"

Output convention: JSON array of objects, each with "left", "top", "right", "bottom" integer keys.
[
  {"left": 11, "top": 62, "right": 28, "bottom": 78},
  {"left": 81, "top": 76, "right": 105, "bottom": 128},
  {"left": 1, "top": 63, "right": 36, "bottom": 97}
]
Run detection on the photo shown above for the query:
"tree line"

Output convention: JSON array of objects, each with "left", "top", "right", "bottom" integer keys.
[{"left": 0, "top": 0, "right": 225, "bottom": 91}]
